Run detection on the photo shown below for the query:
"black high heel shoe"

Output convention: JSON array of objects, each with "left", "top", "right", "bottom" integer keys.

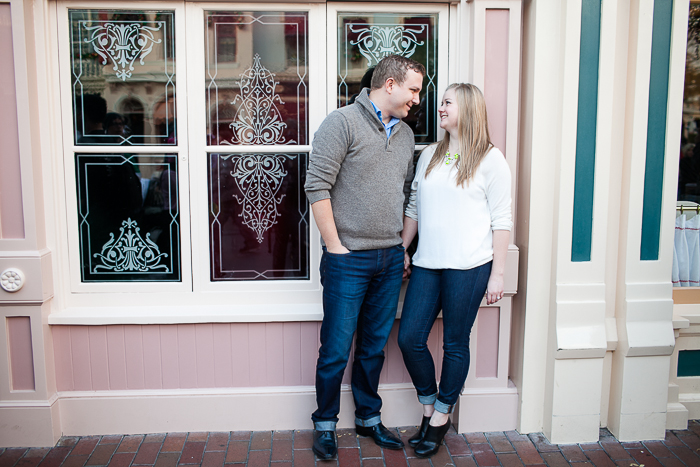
[
  {"left": 408, "top": 416, "right": 431, "bottom": 448},
  {"left": 413, "top": 418, "right": 451, "bottom": 458}
]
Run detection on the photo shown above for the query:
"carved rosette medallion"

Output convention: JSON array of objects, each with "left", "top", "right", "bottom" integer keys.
[
  {"left": 224, "top": 154, "right": 295, "bottom": 242},
  {"left": 93, "top": 218, "right": 170, "bottom": 272},
  {"left": 349, "top": 25, "right": 426, "bottom": 66},
  {"left": 228, "top": 54, "right": 294, "bottom": 145},
  {"left": 83, "top": 22, "right": 164, "bottom": 81}
]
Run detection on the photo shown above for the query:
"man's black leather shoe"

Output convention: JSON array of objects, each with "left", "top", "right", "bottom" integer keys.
[
  {"left": 355, "top": 423, "right": 404, "bottom": 450},
  {"left": 312, "top": 430, "right": 337, "bottom": 459},
  {"left": 408, "top": 416, "right": 431, "bottom": 448}
]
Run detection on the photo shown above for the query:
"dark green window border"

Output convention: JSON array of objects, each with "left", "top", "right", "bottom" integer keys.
[
  {"left": 572, "top": 0, "right": 602, "bottom": 262},
  {"left": 640, "top": 0, "right": 674, "bottom": 261}
]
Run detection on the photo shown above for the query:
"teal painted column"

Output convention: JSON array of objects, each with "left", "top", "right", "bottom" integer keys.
[
  {"left": 571, "top": 0, "right": 602, "bottom": 262},
  {"left": 640, "top": 0, "right": 674, "bottom": 261}
]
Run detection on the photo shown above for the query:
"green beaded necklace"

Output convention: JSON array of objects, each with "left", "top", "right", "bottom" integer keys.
[{"left": 445, "top": 151, "right": 460, "bottom": 165}]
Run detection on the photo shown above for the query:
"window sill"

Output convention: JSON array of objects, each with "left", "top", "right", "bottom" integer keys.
[{"left": 48, "top": 303, "right": 324, "bottom": 325}]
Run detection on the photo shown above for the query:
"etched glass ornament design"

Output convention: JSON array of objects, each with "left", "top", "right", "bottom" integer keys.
[
  {"left": 93, "top": 218, "right": 170, "bottom": 272},
  {"left": 224, "top": 154, "right": 295, "bottom": 242},
  {"left": 83, "top": 22, "right": 164, "bottom": 81},
  {"left": 227, "top": 54, "right": 294, "bottom": 145},
  {"left": 349, "top": 25, "right": 426, "bottom": 66}
]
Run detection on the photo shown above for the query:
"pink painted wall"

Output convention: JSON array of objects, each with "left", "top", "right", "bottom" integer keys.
[
  {"left": 7, "top": 317, "right": 36, "bottom": 391},
  {"left": 475, "top": 308, "right": 500, "bottom": 378},
  {"left": 53, "top": 320, "right": 454, "bottom": 392},
  {"left": 0, "top": 4, "right": 25, "bottom": 239},
  {"left": 483, "top": 9, "right": 510, "bottom": 157}
]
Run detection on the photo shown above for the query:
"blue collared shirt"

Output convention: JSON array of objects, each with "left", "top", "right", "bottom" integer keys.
[{"left": 370, "top": 100, "right": 400, "bottom": 138}]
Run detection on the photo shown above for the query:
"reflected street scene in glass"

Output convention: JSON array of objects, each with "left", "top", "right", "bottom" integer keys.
[
  {"left": 75, "top": 154, "right": 180, "bottom": 281},
  {"left": 208, "top": 153, "right": 309, "bottom": 280},
  {"left": 70, "top": 10, "right": 177, "bottom": 146}
]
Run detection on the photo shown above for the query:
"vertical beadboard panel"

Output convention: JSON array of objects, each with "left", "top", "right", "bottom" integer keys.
[
  {"left": 231, "top": 323, "right": 251, "bottom": 387},
  {"left": 6, "top": 317, "right": 35, "bottom": 390},
  {"left": 87, "top": 326, "right": 109, "bottom": 390},
  {"left": 71, "top": 326, "right": 92, "bottom": 390},
  {"left": 55, "top": 320, "right": 443, "bottom": 390},
  {"left": 265, "top": 323, "right": 285, "bottom": 386},
  {"left": 283, "top": 322, "right": 302, "bottom": 386},
  {"left": 248, "top": 324, "right": 267, "bottom": 387},
  {"left": 141, "top": 325, "right": 162, "bottom": 389},
  {"left": 124, "top": 325, "right": 145, "bottom": 389},
  {"left": 177, "top": 324, "right": 197, "bottom": 388},
  {"left": 106, "top": 326, "right": 127, "bottom": 390},
  {"left": 212, "top": 323, "right": 233, "bottom": 387},
  {"left": 300, "top": 322, "right": 319, "bottom": 386},
  {"left": 160, "top": 325, "right": 180, "bottom": 389},
  {"left": 195, "top": 324, "right": 216, "bottom": 388},
  {"left": 52, "top": 326, "right": 74, "bottom": 391},
  {"left": 475, "top": 309, "right": 500, "bottom": 378}
]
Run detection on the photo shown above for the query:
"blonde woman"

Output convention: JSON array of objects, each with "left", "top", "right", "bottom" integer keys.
[{"left": 398, "top": 83, "right": 512, "bottom": 458}]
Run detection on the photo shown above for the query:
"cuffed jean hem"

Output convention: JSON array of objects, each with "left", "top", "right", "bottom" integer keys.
[
  {"left": 314, "top": 421, "right": 337, "bottom": 432},
  {"left": 355, "top": 415, "right": 381, "bottom": 427},
  {"left": 417, "top": 392, "right": 438, "bottom": 406},
  {"left": 434, "top": 399, "right": 455, "bottom": 414}
]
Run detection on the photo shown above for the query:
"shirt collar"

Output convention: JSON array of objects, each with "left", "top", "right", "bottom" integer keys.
[{"left": 369, "top": 100, "right": 400, "bottom": 130}]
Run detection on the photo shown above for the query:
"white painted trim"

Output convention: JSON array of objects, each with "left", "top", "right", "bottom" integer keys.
[{"left": 54, "top": 381, "right": 519, "bottom": 435}]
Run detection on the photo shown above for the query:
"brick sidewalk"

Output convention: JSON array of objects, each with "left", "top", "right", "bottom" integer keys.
[{"left": 2, "top": 421, "right": 700, "bottom": 467}]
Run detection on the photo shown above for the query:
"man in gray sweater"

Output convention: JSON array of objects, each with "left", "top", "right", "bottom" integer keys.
[{"left": 304, "top": 55, "right": 425, "bottom": 459}]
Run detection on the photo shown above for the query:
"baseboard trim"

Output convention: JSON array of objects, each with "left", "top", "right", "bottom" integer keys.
[{"left": 55, "top": 383, "right": 519, "bottom": 436}]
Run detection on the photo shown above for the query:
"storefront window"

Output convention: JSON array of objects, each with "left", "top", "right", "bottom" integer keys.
[
  {"left": 205, "top": 12, "right": 308, "bottom": 146},
  {"left": 75, "top": 154, "right": 181, "bottom": 282},
  {"left": 70, "top": 10, "right": 176, "bottom": 146},
  {"left": 675, "top": 3, "right": 700, "bottom": 287},
  {"left": 337, "top": 12, "right": 438, "bottom": 144},
  {"left": 205, "top": 11, "right": 310, "bottom": 281},
  {"left": 208, "top": 153, "right": 309, "bottom": 280}
]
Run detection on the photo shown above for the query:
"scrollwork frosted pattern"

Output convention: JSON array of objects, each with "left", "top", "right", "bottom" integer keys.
[
  {"left": 70, "top": 10, "right": 176, "bottom": 146},
  {"left": 224, "top": 154, "right": 296, "bottom": 242},
  {"left": 228, "top": 54, "right": 293, "bottom": 145},
  {"left": 93, "top": 218, "right": 170, "bottom": 272},
  {"left": 338, "top": 13, "right": 438, "bottom": 143},
  {"left": 83, "top": 22, "right": 163, "bottom": 82},
  {"left": 349, "top": 25, "right": 426, "bottom": 66},
  {"left": 76, "top": 154, "right": 180, "bottom": 282},
  {"left": 205, "top": 12, "right": 308, "bottom": 145},
  {"left": 209, "top": 153, "right": 309, "bottom": 281}
]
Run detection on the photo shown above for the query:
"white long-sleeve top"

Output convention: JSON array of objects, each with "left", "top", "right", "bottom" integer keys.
[{"left": 405, "top": 144, "right": 512, "bottom": 270}]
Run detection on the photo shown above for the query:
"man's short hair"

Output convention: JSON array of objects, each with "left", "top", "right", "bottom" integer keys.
[{"left": 370, "top": 55, "right": 426, "bottom": 90}]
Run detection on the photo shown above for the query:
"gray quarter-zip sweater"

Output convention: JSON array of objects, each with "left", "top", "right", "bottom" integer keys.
[{"left": 304, "top": 89, "right": 415, "bottom": 250}]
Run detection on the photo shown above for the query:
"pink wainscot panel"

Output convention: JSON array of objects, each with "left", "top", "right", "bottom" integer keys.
[
  {"left": 483, "top": 8, "right": 510, "bottom": 157},
  {"left": 6, "top": 316, "right": 35, "bottom": 390},
  {"left": 0, "top": 3, "right": 24, "bottom": 239}
]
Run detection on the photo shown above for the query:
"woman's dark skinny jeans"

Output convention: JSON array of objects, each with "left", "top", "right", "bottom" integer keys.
[{"left": 398, "top": 262, "right": 492, "bottom": 413}]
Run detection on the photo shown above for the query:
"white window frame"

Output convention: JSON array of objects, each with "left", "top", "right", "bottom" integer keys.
[
  {"left": 48, "top": 1, "right": 451, "bottom": 324},
  {"left": 56, "top": 0, "right": 193, "bottom": 295}
]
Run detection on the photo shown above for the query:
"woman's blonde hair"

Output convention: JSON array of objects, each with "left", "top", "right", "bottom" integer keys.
[{"left": 424, "top": 83, "right": 493, "bottom": 186}]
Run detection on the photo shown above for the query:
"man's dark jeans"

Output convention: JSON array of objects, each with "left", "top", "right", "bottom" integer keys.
[{"left": 312, "top": 245, "right": 405, "bottom": 430}]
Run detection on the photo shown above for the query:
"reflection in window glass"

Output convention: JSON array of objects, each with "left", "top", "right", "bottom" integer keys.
[
  {"left": 208, "top": 153, "right": 309, "bottom": 280},
  {"left": 337, "top": 13, "right": 438, "bottom": 144},
  {"left": 70, "top": 10, "right": 176, "bottom": 146},
  {"left": 75, "top": 154, "right": 180, "bottom": 281},
  {"left": 674, "top": 4, "right": 700, "bottom": 287},
  {"left": 205, "top": 12, "right": 308, "bottom": 146}
]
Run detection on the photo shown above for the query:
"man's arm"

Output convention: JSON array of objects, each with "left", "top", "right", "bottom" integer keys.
[{"left": 311, "top": 199, "right": 350, "bottom": 254}]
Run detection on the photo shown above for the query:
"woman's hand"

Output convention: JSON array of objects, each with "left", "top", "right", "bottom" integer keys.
[
  {"left": 486, "top": 273, "right": 504, "bottom": 305},
  {"left": 402, "top": 251, "right": 412, "bottom": 280}
]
